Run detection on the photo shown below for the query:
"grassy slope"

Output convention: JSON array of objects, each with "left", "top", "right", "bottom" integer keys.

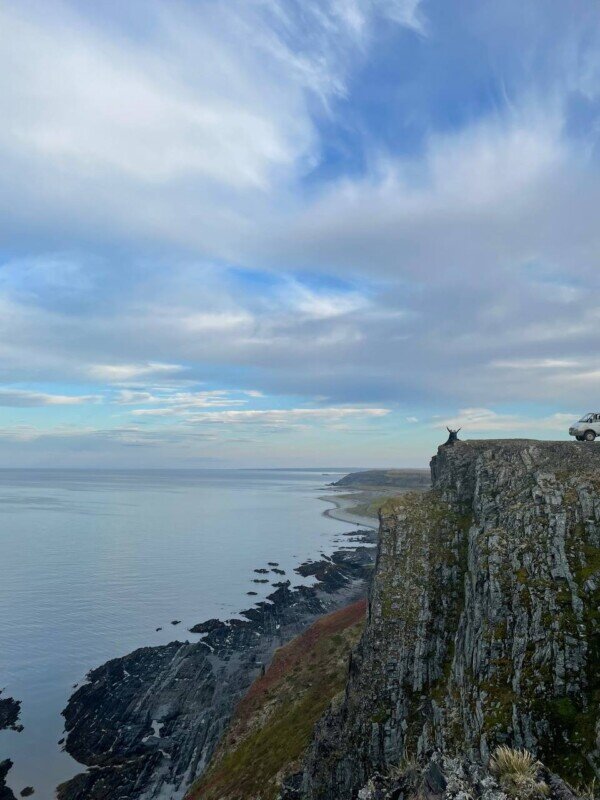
[{"left": 187, "top": 599, "right": 366, "bottom": 800}]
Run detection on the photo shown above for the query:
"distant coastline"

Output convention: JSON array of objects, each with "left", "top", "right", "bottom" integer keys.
[{"left": 319, "top": 467, "right": 431, "bottom": 530}]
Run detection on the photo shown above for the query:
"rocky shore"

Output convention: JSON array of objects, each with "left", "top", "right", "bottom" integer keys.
[
  {"left": 0, "top": 692, "right": 22, "bottom": 800},
  {"left": 0, "top": 693, "right": 21, "bottom": 733},
  {"left": 57, "top": 530, "right": 377, "bottom": 800}
]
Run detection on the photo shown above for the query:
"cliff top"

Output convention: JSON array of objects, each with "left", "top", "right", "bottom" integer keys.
[
  {"left": 439, "top": 437, "right": 600, "bottom": 453},
  {"left": 431, "top": 438, "right": 600, "bottom": 496},
  {"left": 437, "top": 437, "right": 600, "bottom": 453}
]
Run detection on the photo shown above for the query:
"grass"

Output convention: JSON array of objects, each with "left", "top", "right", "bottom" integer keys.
[
  {"left": 577, "top": 779, "right": 598, "bottom": 799},
  {"left": 489, "top": 746, "right": 549, "bottom": 800},
  {"left": 186, "top": 599, "right": 366, "bottom": 800}
]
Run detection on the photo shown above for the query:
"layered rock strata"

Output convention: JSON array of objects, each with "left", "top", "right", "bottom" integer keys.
[{"left": 296, "top": 440, "right": 600, "bottom": 798}]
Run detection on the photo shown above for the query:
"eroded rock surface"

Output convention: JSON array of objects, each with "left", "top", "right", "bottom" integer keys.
[
  {"left": 58, "top": 539, "right": 375, "bottom": 800},
  {"left": 298, "top": 440, "right": 600, "bottom": 799},
  {"left": 320, "top": 751, "right": 581, "bottom": 800}
]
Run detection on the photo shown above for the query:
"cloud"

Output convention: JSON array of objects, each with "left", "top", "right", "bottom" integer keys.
[
  {"left": 0, "top": 389, "right": 100, "bottom": 407},
  {"left": 114, "top": 390, "right": 157, "bottom": 405},
  {"left": 89, "top": 362, "right": 185, "bottom": 383},
  {"left": 442, "top": 408, "right": 575, "bottom": 434},
  {"left": 265, "top": 111, "right": 600, "bottom": 283},
  {"left": 0, "top": 0, "right": 423, "bottom": 256},
  {"left": 124, "top": 389, "right": 249, "bottom": 411},
  {"left": 284, "top": 281, "right": 368, "bottom": 319},
  {"left": 0, "top": 1, "right": 599, "bottom": 467},
  {"left": 181, "top": 407, "right": 390, "bottom": 426},
  {"left": 491, "top": 359, "right": 577, "bottom": 370}
]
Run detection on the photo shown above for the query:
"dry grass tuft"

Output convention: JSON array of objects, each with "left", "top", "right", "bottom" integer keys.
[
  {"left": 489, "top": 746, "right": 549, "bottom": 800},
  {"left": 577, "top": 778, "right": 598, "bottom": 800},
  {"left": 490, "top": 746, "right": 538, "bottom": 778}
]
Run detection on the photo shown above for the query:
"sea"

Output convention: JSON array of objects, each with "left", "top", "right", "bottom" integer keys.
[{"left": 0, "top": 468, "right": 363, "bottom": 799}]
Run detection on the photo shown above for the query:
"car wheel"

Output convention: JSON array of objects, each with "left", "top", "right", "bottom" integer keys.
[{"left": 584, "top": 430, "right": 596, "bottom": 442}]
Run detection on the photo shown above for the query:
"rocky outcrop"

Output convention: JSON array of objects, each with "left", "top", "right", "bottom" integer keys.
[
  {"left": 330, "top": 750, "right": 582, "bottom": 800},
  {"left": 0, "top": 761, "right": 17, "bottom": 800},
  {"left": 57, "top": 538, "right": 376, "bottom": 800},
  {"left": 0, "top": 693, "right": 21, "bottom": 732},
  {"left": 0, "top": 693, "right": 22, "bottom": 800},
  {"left": 297, "top": 440, "right": 600, "bottom": 798}
]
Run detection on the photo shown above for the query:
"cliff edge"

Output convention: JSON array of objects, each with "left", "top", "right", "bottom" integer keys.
[{"left": 293, "top": 440, "right": 599, "bottom": 799}]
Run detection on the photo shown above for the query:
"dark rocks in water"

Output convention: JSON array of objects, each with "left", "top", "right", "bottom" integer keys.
[
  {"left": 58, "top": 738, "right": 65, "bottom": 745},
  {"left": 0, "top": 760, "right": 16, "bottom": 800},
  {"left": 342, "top": 528, "right": 378, "bottom": 545},
  {"left": 246, "top": 591, "right": 258, "bottom": 596},
  {"left": 254, "top": 568, "right": 269, "bottom": 574},
  {"left": 155, "top": 627, "right": 162, "bottom": 632},
  {"left": 267, "top": 562, "right": 279, "bottom": 566},
  {"left": 294, "top": 548, "right": 373, "bottom": 592},
  {"left": 0, "top": 692, "right": 21, "bottom": 732},
  {"left": 272, "top": 580, "right": 291, "bottom": 589},
  {"left": 252, "top": 578, "right": 269, "bottom": 584},
  {"left": 19, "top": 788, "right": 34, "bottom": 797},
  {"left": 170, "top": 620, "right": 181, "bottom": 626},
  {"left": 227, "top": 618, "right": 249, "bottom": 628},
  {"left": 271, "top": 568, "right": 286, "bottom": 575},
  {"left": 58, "top": 540, "right": 376, "bottom": 800},
  {"left": 188, "top": 618, "right": 222, "bottom": 635}
]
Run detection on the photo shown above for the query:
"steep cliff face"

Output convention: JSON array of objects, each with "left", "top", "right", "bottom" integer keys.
[{"left": 299, "top": 440, "right": 600, "bottom": 798}]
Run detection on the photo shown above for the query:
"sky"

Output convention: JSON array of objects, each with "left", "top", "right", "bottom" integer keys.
[{"left": 0, "top": 0, "right": 599, "bottom": 468}]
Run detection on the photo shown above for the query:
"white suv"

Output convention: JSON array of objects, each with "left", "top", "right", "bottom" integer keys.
[{"left": 569, "top": 413, "right": 600, "bottom": 441}]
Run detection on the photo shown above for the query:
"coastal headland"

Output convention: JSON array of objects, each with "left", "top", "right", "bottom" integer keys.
[{"left": 56, "top": 442, "right": 600, "bottom": 800}]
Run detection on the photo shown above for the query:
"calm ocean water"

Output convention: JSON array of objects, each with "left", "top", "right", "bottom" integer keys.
[{"left": 0, "top": 468, "right": 357, "bottom": 799}]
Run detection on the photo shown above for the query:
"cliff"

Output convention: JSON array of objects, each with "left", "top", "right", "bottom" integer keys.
[{"left": 292, "top": 440, "right": 599, "bottom": 799}]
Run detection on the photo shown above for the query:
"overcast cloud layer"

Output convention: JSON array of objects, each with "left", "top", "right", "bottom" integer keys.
[{"left": 0, "top": 0, "right": 599, "bottom": 466}]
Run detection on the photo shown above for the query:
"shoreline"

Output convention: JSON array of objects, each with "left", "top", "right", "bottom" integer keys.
[
  {"left": 57, "top": 527, "right": 378, "bottom": 800},
  {"left": 0, "top": 469, "right": 357, "bottom": 799},
  {"left": 318, "top": 493, "right": 378, "bottom": 530}
]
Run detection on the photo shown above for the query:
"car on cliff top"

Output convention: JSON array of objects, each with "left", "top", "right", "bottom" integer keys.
[{"left": 569, "top": 412, "right": 600, "bottom": 441}]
